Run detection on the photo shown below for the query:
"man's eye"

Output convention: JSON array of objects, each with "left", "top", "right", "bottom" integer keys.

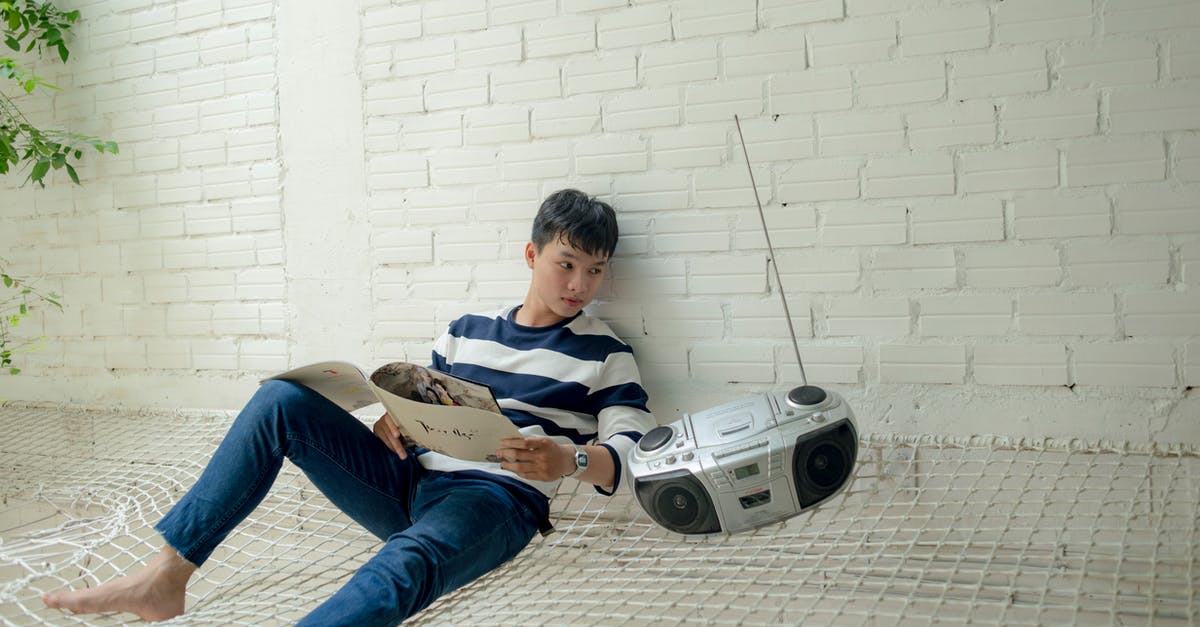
[
  {"left": 560, "top": 262, "right": 573, "bottom": 270},
  {"left": 589, "top": 268, "right": 603, "bottom": 275}
]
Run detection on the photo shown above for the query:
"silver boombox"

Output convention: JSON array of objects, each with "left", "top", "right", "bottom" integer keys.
[{"left": 629, "top": 385, "right": 858, "bottom": 535}]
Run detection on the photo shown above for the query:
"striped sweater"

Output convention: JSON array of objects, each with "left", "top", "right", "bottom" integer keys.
[{"left": 421, "top": 305, "right": 655, "bottom": 498}]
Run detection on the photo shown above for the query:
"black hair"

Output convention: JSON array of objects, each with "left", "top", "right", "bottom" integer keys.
[{"left": 531, "top": 188, "right": 619, "bottom": 258}]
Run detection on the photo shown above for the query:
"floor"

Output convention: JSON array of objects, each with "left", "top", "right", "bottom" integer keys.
[{"left": 1, "top": 403, "right": 1197, "bottom": 625}]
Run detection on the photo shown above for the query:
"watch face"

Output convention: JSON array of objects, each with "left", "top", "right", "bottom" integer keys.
[{"left": 576, "top": 449, "right": 588, "bottom": 469}]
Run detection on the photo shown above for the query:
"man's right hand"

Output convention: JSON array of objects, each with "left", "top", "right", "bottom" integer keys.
[{"left": 373, "top": 413, "right": 408, "bottom": 459}]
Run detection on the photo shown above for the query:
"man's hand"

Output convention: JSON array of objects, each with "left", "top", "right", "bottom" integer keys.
[
  {"left": 496, "top": 437, "right": 572, "bottom": 481},
  {"left": 373, "top": 413, "right": 408, "bottom": 459}
]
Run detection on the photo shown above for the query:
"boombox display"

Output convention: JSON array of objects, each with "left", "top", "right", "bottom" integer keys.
[{"left": 629, "top": 384, "right": 857, "bottom": 535}]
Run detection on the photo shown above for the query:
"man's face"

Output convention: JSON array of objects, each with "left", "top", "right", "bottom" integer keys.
[{"left": 522, "top": 236, "right": 608, "bottom": 326}]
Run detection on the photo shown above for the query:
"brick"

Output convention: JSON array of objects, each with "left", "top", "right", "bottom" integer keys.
[
  {"left": 437, "top": 226, "right": 504, "bottom": 262},
  {"left": 731, "top": 297, "right": 814, "bottom": 339},
  {"left": 464, "top": 106, "right": 530, "bottom": 145},
  {"left": 648, "top": 123, "right": 720, "bottom": 168},
  {"left": 429, "top": 148, "right": 501, "bottom": 185},
  {"left": 598, "top": 4, "right": 671, "bottom": 49},
  {"left": 488, "top": 0, "right": 556, "bottom": 26},
  {"left": 190, "top": 270, "right": 238, "bottom": 301},
  {"left": 526, "top": 16, "right": 594, "bottom": 58},
  {"left": 822, "top": 204, "right": 907, "bottom": 246},
  {"left": 408, "top": 265, "right": 472, "bottom": 300},
  {"left": 423, "top": 0, "right": 486, "bottom": 35},
  {"left": 471, "top": 183, "right": 540, "bottom": 222},
  {"left": 654, "top": 214, "right": 731, "bottom": 253},
  {"left": 883, "top": 344, "right": 965, "bottom": 383},
  {"left": 919, "top": 295, "right": 1012, "bottom": 336},
  {"left": 995, "top": 0, "right": 1093, "bottom": 44},
  {"left": 911, "top": 197, "right": 1005, "bottom": 245},
  {"left": 1065, "top": 138, "right": 1165, "bottom": 187},
  {"left": 1074, "top": 343, "right": 1175, "bottom": 387},
  {"left": 1058, "top": 39, "right": 1159, "bottom": 88},
  {"left": 690, "top": 343, "right": 776, "bottom": 384},
  {"left": 470, "top": 258, "right": 528, "bottom": 297},
  {"left": 612, "top": 258, "right": 687, "bottom": 298},
  {"left": 782, "top": 346, "right": 862, "bottom": 385},
  {"left": 1171, "top": 34, "right": 1200, "bottom": 79},
  {"left": 825, "top": 297, "right": 907, "bottom": 336},
  {"left": 456, "top": 26, "right": 522, "bottom": 68},
  {"left": 777, "top": 247, "right": 864, "bottom": 291},
  {"left": 1115, "top": 186, "right": 1200, "bottom": 235},
  {"left": 762, "top": 0, "right": 843, "bottom": 27},
  {"left": 899, "top": 5, "right": 989, "bottom": 56},
  {"left": 1110, "top": 83, "right": 1200, "bottom": 133},
  {"left": 907, "top": 100, "right": 995, "bottom": 149},
  {"left": 1018, "top": 293, "right": 1116, "bottom": 336},
  {"left": 401, "top": 112, "right": 462, "bottom": 149},
  {"left": 613, "top": 173, "right": 690, "bottom": 212},
  {"left": 733, "top": 205, "right": 818, "bottom": 250},
  {"left": 1179, "top": 137, "right": 1200, "bottom": 182},
  {"left": 365, "top": 79, "right": 424, "bottom": 116},
  {"left": 771, "top": 69, "right": 852, "bottom": 114},
  {"left": 975, "top": 344, "right": 1069, "bottom": 386},
  {"left": 675, "top": 0, "right": 757, "bottom": 39},
  {"left": 686, "top": 78, "right": 764, "bottom": 123},
  {"left": 575, "top": 136, "right": 647, "bottom": 174},
  {"left": 818, "top": 112, "right": 904, "bottom": 156},
  {"left": 1104, "top": 0, "right": 1200, "bottom": 34},
  {"left": 532, "top": 96, "right": 601, "bottom": 137},
  {"left": 644, "top": 300, "right": 724, "bottom": 337},
  {"left": 724, "top": 30, "right": 808, "bottom": 78},
  {"left": 393, "top": 37, "right": 455, "bottom": 77},
  {"left": 1014, "top": 192, "right": 1110, "bottom": 240},
  {"left": 953, "top": 48, "right": 1048, "bottom": 99},
  {"left": 694, "top": 165, "right": 770, "bottom": 207},
  {"left": 493, "top": 62, "right": 561, "bottom": 103},
  {"left": 872, "top": 248, "right": 956, "bottom": 289},
  {"left": 1001, "top": 93, "right": 1098, "bottom": 140},
  {"left": 240, "top": 340, "right": 288, "bottom": 372},
  {"left": 604, "top": 88, "right": 680, "bottom": 131},
  {"left": 1182, "top": 242, "right": 1200, "bottom": 287},
  {"left": 961, "top": 146, "right": 1058, "bottom": 193},
  {"left": 1125, "top": 292, "right": 1200, "bottom": 337},
  {"left": 778, "top": 158, "right": 861, "bottom": 202},
  {"left": 1066, "top": 239, "right": 1170, "bottom": 286},
  {"left": 964, "top": 245, "right": 1061, "bottom": 288},
  {"left": 362, "top": 5, "right": 421, "bottom": 45},
  {"left": 642, "top": 41, "right": 720, "bottom": 86},
  {"left": 733, "top": 116, "right": 815, "bottom": 162},
  {"left": 565, "top": 54, "right": 637, "bottom": 95},
  {"left": 425, "top": 70, "right": 489, "bottom": 111},
  {"left": 809, "top": 18, "right": 895, "bottom": 67},
  {"left": 368, "top": 153, "right": 428, "bottom": 191},
  {"left": 863, "top": 154, "right": 954, "bottom": 198},
  {"left": 502, "top": 140, "right": 570, "bottom": 179},
  {"left": 856, "top": 58, "right": 946, "bottom": 107},
  {"left": 689, "top": 255, "right": 767, "bottom": 295},
  {"left": 1188, "top": 339, "right": 1200, "bottom": 386}
]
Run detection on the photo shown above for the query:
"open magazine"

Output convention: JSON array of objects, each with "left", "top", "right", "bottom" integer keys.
[{"left": 262, "top": 361, "right": 520, "bottom": 462}]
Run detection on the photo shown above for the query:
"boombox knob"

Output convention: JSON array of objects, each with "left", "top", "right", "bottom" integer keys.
[
  {"left": 639, "top": 426, "right": 674, "bottom": 452},
  {"left": 786, "top": 385, "right": 827, "bottom": 408}
]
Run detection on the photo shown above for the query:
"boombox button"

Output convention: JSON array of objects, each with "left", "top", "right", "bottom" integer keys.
[
  {"left": 811, "top": 412, "right": 826, "bottom": 423},
  {"left": 682, "top": 452, "right": 694, "bottom": 462},
  {"left": 666, "top": 455, "right": 677, "bottom": 465}
]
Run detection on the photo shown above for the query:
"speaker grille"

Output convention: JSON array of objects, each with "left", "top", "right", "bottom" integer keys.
[
  {"left": 792, "top": 420, "right": 857, "bottom": 509},
  {"left": 634, "top": 469, "right": 721, "bottom": 534}
]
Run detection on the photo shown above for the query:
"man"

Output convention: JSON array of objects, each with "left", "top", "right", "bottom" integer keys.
[{"left": 43, "top": 189, "right": 655, "bottom": 625}]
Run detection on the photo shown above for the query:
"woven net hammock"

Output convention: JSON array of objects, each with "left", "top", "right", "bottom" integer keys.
[{"left": 1, "top": 403, "right": 1197, "bottom": 626}]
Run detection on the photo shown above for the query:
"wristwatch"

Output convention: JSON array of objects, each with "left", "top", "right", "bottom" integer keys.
[{"left": 567, "top": 445, "right": 588, "bottom": 478}]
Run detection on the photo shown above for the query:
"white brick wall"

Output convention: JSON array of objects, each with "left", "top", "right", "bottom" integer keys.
[{"left": 1, "top": 0, "right": 1197, "bottom": 443}]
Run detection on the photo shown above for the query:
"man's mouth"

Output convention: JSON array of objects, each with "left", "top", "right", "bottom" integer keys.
[{"left": 563, "top": 297, "right": 582, "bottom": 307}]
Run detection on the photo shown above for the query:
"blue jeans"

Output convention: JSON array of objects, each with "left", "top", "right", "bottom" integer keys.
[{"left": 155, "top": 380, "right": 541, "bottom": 626}]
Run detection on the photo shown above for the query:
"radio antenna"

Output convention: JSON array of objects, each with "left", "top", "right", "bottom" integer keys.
[{"left": 734, "top": 114, "right": 808, "bottom": 387}]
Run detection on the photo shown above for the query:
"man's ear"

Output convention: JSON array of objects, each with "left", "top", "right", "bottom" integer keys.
[{"left": 524, "top": 241, "right": 537, "bottom": 268}]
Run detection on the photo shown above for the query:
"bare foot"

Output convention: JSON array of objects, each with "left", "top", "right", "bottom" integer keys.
[{"left": 43, "top": 546, "right": 196, "bottom": 622}]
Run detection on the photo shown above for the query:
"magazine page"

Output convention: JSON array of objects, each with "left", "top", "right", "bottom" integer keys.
[
  {"left": 261, "top": 361, "right": 378, "bottom": 413},
  {"left": 369, "top": 363, "right": 520, "bottom": 462}
]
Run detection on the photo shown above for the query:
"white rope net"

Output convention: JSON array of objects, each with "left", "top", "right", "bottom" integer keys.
[{"left": 1, "top": 403, "right": 1197, "bottom": 625}]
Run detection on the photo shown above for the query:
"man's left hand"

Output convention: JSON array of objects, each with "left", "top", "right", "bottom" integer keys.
[{"left": 496, "top": 437, "right": 571, "bottom": 481}]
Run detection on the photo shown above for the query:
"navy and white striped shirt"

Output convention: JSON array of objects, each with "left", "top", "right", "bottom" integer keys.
[{"left": 421, "top": 305, "right": 655, "bottom": 498}]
